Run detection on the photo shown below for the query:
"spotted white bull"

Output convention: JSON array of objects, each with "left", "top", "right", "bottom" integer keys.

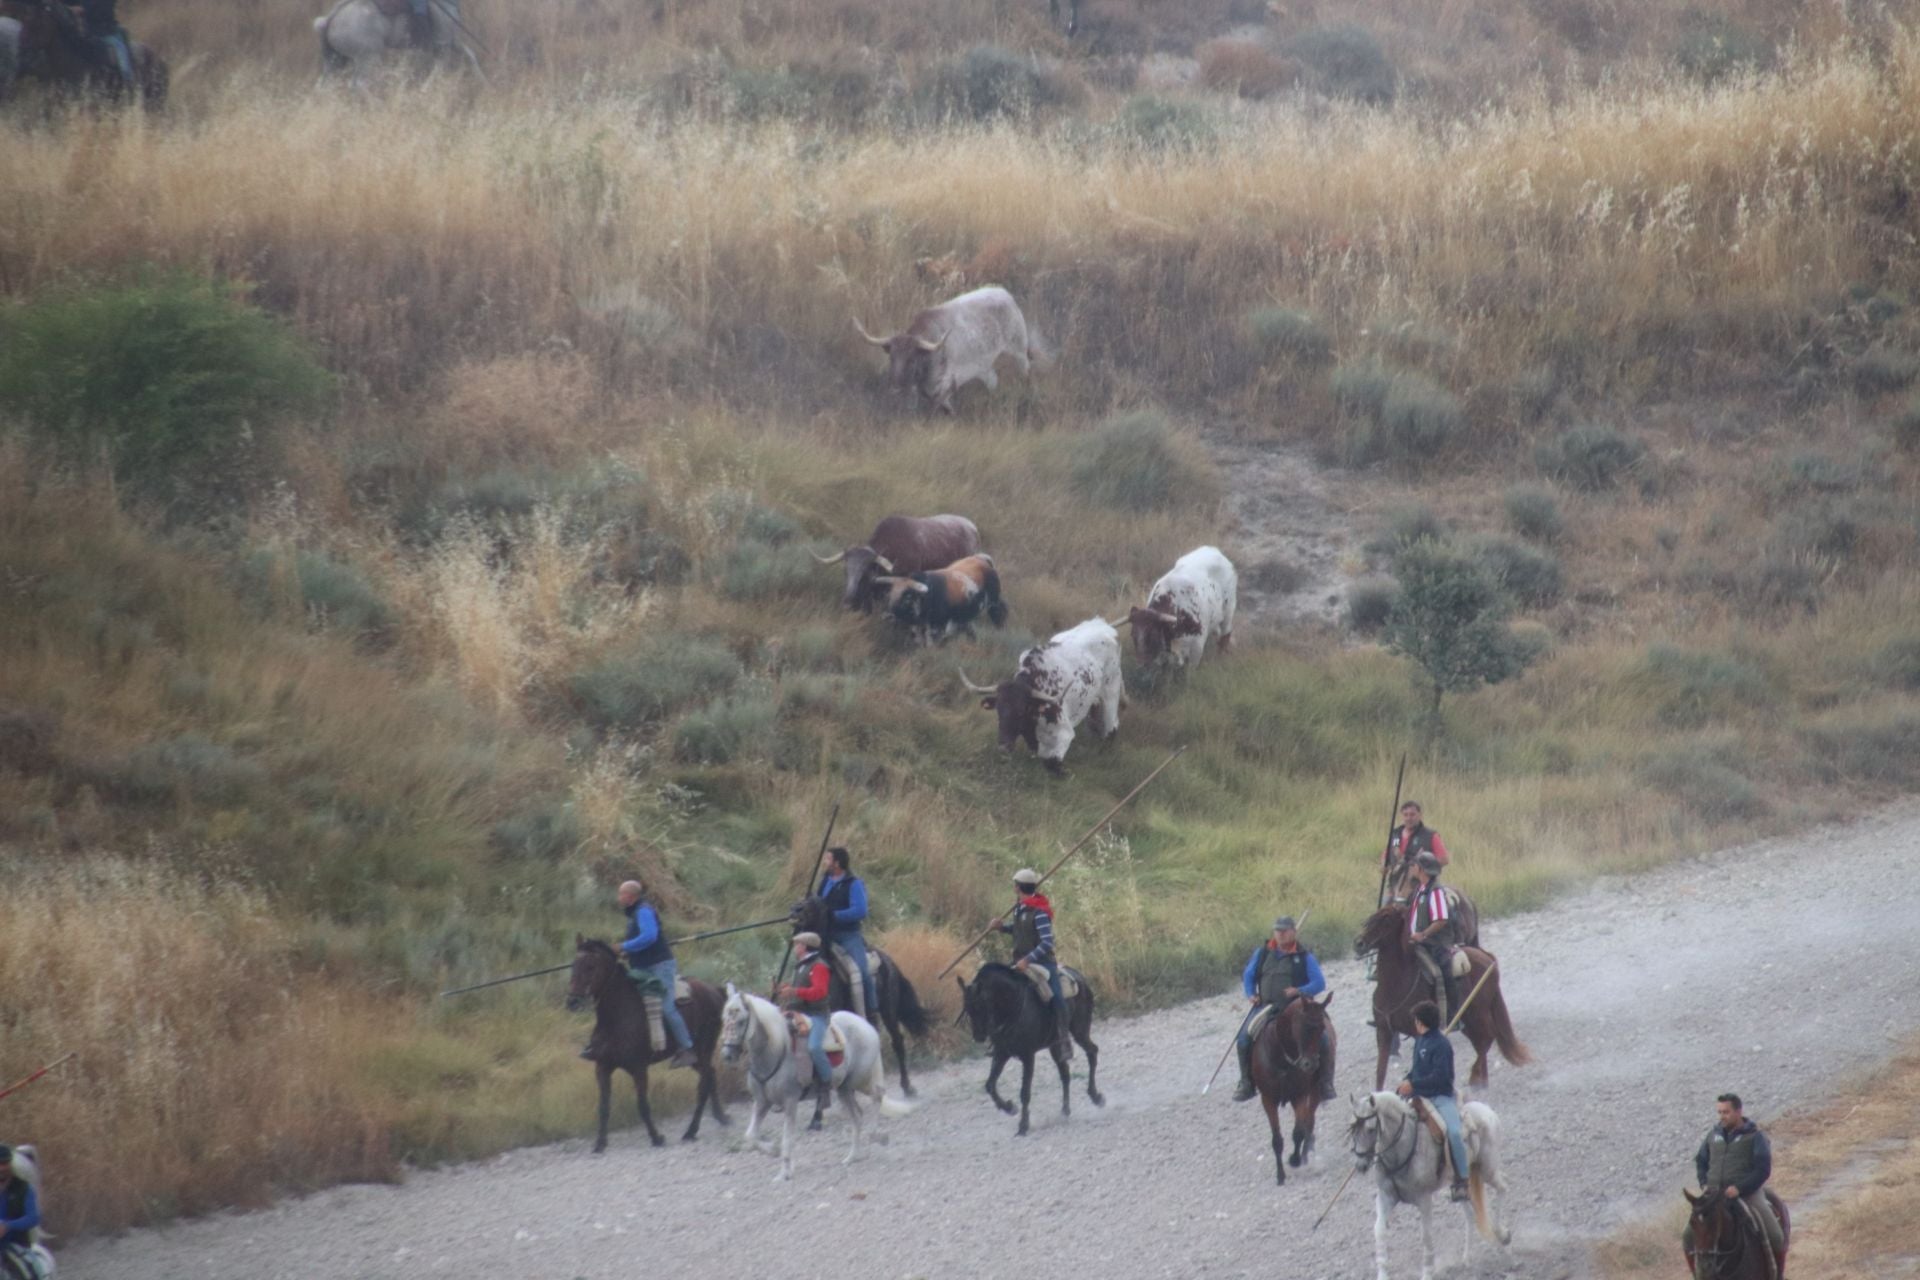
[
  {"left": 1127, "top": 546, "right": 1237, "bottom": 668},
  {"left": 855, "top": 286, "right": 1036, "bottom": 415},
  {"left": 961, "top": 617, "right": 1123, "bottom": 775}
]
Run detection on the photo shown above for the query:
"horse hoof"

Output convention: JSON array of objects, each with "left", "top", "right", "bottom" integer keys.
[
  {"left": 1089, "top": 1092, "right": 1105, "bottom": 1107},
  {"left": 681, "top": 1133, "right": 699, "bottom": 1144},
  {"left": 997, "top": 1102, "right": 1017, "bottom": 1115},
  {"left": 807, "top": 1117, "right": 824, "bottom": 1132},
  {"left": 592, "top": 1143, "right": 607, "bottom": 1155},
  {"left": 649, "top": 1135, "right": 666, "bottom": 1148}
]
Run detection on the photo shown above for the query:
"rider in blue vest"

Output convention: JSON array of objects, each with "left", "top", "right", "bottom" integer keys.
[
  {"left": 0, "top": 1145, "right": 40, "bottom": 1277},
  {"left": 1397, "top": 1000, "right": 1470, "bottom": 1202},
  {"left": 1232, "top": 915, "right": 1334, "bottom": 1103},
  {"left": 580, "top": 879, "right": 697, "bottom": 1067},
  {"left": 817, "top": 846, "right": 876, "bottom": 1022}
]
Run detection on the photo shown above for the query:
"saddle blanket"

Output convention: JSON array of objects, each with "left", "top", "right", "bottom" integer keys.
[
  {"left": 1023, "top": 963, "right": 1081, "bottom": 1001},
  {"left": 786, "top": 1013, "right": 846, "bottom": 1067},
  {"left": 1448, "top": 949, "right": 1471, "bottom": 978}
]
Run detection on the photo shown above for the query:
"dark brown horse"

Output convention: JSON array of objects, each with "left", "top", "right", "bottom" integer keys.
[
  {"left": 1252, "top": 994, "right": 1334, "bottom": 1185},
  {"left": 957, "top": 962, "right": 1102, "bottom": 1136},
  {"left": 1683, "top": 1188, "right": 1791, "bottom": 1280},
  {"left": 566, "top": 937, "right": 728, "bottom": 1153},
  {"left": 0, "top": 0, "right": 166, "bottom": 108},
  {"left": 1355, "top": 906, "right": 1530, "bottom": 1090}
]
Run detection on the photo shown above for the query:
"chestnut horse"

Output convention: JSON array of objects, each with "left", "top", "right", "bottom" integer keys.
[
  {"left": 0, "top": 0, "right": 165, "bottom": 108},
  {"left": 1252, "top": 993, "right": 1335, "bottom": 1185},
  {"left": 566, "top": 937, "right": 728, "bottom": 1153},
  {"left": 1354, "top": 907, "right": 1530, "bottom": 1090},
  {"left": 1683, "top": 1188, "right": 1791, "bottom": 1280}
]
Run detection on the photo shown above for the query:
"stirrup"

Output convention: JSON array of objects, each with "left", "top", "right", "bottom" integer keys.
[
  {"left": 1449, "top": 1177, "right": 1470, "bottom": 1202},
  {"left": 1230, "top": 1077, "right": 1256, "bottom": 1102}
]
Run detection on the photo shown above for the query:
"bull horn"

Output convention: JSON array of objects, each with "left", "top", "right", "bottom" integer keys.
[
  {"left": 915, "top": 330, "right": 949, "bottom": 353},
  {"left": 873, "top": 554, "right": 894, "bottom": 573},
  {"left": 1029, "top": 689, "right": 1062, "bottom": 709},
  {"left": 1156, "top": 610, "right": 1180, "bottom": 626},
  {"left": 958, "top": 668, "right": 998, "bottom": 695},
  {"left": 812, "top": 548, "right": 848, "bottom": 565},
  {"left": 853, "top": 317, "right": 888, "bottom": 348}
]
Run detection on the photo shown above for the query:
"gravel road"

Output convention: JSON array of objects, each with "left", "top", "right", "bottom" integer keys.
[{"left": 67, "top": 803, "right": 1920, "bottom": 1280}]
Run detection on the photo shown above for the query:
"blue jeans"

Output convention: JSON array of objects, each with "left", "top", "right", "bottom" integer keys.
[
  {"left": 637, "top": 958, "right": 693, "bottom": 1052},
  {"left": 806, "top": 1013, "right": 833, "bottom": 1087},
  {"left": 1427, "top": 1093, "right": 1470, "bottom": 1180},
  {"left": 833, "top": 932, "right": 876, "bottom": 1017}
]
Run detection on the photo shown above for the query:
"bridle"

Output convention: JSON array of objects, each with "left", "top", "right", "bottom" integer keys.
[
  {"left": 722, "top": 997, "right": 790, "bottom": 1089},
  {"left": 1687, "top": 1197, "right": 1749, "bottom": 1279},
  {"left": 1349, "top": 1099, "right": 1420, "bottom": 1181}
]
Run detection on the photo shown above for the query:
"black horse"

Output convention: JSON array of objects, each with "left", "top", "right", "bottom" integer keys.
[
  {"left": 566, "top": 936, "right": 729, "bottom": 1153},
  {"left": 957, "top": 962, "right": 1102, "bottom": 1136},
  {"left": 789, "top": 898, "right": 932, "bottom": 1098}
]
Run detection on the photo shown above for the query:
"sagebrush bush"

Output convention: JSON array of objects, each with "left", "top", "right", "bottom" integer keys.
[
  {"left": 1799, "top": 709, "right": 1920, "bottom": 786},
  {"left": 1674, "top": 15, "right": 1772, "bottom": 85},
  {"left": 1345, "top": 577, "right": 1400, "bottom": 632},
  {"left": 1248, "top": 307, "right": 1333, "bottom": 365},
  {"left": 1473, "top": 535, "right": 1563, "bottom": 607},
  {"left": 241, "top": 549, "right": 396, "bottom": 642},
  {"left": 1366, "top": 505, "right": 1445, "bottom": 557},
  {"left": 1765, "top": 452, "right": 1862, "bottom": 500},
  {"left": 106, "top": 735, "right": 266, "bottom": 807},
  {"left": 1636, "top": 644, "right": 1775, "bottom": 727},
  {"left": 1771, "top": 501, "right": 1861, "bottom": 562},
  {"left": 673, "top": 691, "right": 780, "bottom": 764},
  {"left": 718, "top": 540, "right": 819, "bottom": 601},
  {"left": 1068, "top": 409, "right": 1214, "bottom": 513},
  {"left": 1637, "top": 751, "right": 1767, "bottom": 820},
  {"left": 1197, "top": 39, "right": 1298, "bottom": 100},
  {"left": 1534, "top": 424, "right": 1645, "bottom": 492},
  {"left": 1285, "top": 23, "right": 1395, "bottom": 104},
  {"left": 916, "top": 46, "right": 1084, "bottom": 121},
  {"left": 1113, "top": 94, "right": 1219, "bottom": 151},
  {"left": 1503, "top": 484, "right": 1564, "bottom": 542},
  {"left": 1870, "top": 636, "right": 1920, "bottom": 690},
  {"left": 1333, "top": 360, "right": 1464, "bottom": 467},
  {"left": 570, "top": 641, "right": 742, "bottom": 730},
  {"left": 1851, "top": 345, "right": 1920, "bottom": 396},
  {"left": 0, "top": 272, "right": 332, "bottom": 513},
  {"left": 1894, "top": 399, "right": 1920, "bottom": 452}
]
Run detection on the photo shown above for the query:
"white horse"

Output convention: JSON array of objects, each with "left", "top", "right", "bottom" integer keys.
[
  {"left": 1347, "top": 1090, "right": 1511, "bottom": 1280},
  {"left": 719, "top": 984, "right": 905, "bottom": 1183},
  {"left": 312, "top": 0, "right": 481, "bottom": 85}
]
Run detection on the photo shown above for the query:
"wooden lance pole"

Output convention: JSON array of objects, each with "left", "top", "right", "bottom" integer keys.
[
  {"left": 1374, "top": 752, "right": 1409, "bottom": 911},
  {"left": 937, "top": 745, "right": 1188, "bottom": 981},
  {"left": 770, "top": 801, "right": 841, "bottom": 994},
  {"left": 0, "top": 1052, "right": 76, "bottom": 1104}
]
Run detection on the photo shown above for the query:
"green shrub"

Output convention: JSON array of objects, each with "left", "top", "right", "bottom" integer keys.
[
  {"left": 916, "top": 46, "right": 1084, "bottom": 122},
  {"left": 723, "top": 59, "right": 878, "bottom": 125},
  {"left": 107, "top": 735, "right": 266, "bottom": 806},
  {"left": 1248, "top": 307, "right": 1333, "bottom": 366},
  {"left": 1635, "top": 644, "right": 1774, "bottom": 727},
  {"left": 1534, "top": 424, "right": 1645, "bottom": 492},
  {"left": 1113, "top": 95, "right": 1219, "bottom": 152},
  {"left": 490, "top": 802, "right": 583, "bottom": 861},
  {"left": 1637, "top": 752, "right": 1766, "bottom": 821},
  {"left": 1765, "top": 452, "right": 1862, "bottom": 500},
  {"left": 570, "top": 640, "right": 742, "bottom": 730},
  {"left": 1673, "top": 15, "right": 1772, "bottom": 85},
  {"left": 1345, "top": 577, "right": 1400, "bottom": 632},
  {"left": 1771, "top": 502, "right": 1860, "bottom": 562},
  {"left": 1503, "top": 484, "right": 1563, "bottom": 542},
  {"left": 240, "top": 549, "right": 395, "bottom": 641},
  {"left": 1068, "top": 409, "right": 1215, "bottom": 514},
  {"left": 718, "top": 540, "right": 819, "bottom": 601},
  {"left": 1893, "top": 398, "right": 1920, "bottom": 452},
  {"left": 1333, "top": 360, "right": 1463, "bottom": 467},
  {"left": 1285, "top": 23, "right": 1395, "bottom": 104},
  {"left": 1366, "top": 505, "right": 1446, "bottom": 556},
  {"left": 1799, "top": 710, "right": 1920, "bottom": 787},
  {"left": 673, "top": 692, "right": 780, "bottom": 764},
  {"left": 1871, "top": 636, "right": 1920, "bottom": 690},
  {"left": 1472, "top": 536, "right": 1563, "bottom": 607},
  {"left": 0, "top": 272, "right": 333, "bottom": 513},
  {"left": 1852, "top": 345, "right": 1920, "bottom": 396}
]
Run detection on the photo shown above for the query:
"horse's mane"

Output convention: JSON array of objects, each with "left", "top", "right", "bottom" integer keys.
[
  {"left": 1354, "top": 906, "right": 1406, "bottom": 956},
  {"left": 578, "top": 937, "right": 617, "bottom": 958}
]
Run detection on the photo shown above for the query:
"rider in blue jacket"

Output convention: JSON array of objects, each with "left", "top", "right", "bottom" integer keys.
[
  {"left": 1397, "top": 1001, "right": 1469, "bottom": 1201},
  {"left": 817, "top": 846, "right": 876, "bottom": 1021},
  {"left": 0, "top": 1145, "right": 40, "bottom": 1273}
]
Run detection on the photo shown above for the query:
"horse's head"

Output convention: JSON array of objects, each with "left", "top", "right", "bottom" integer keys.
[
  {"left": 790, "top": 897, "right": 828, "bottom": 935},
  {"left": 1347, "top": 1088, "right": 1388, "bottom": 1171},
  {"left": 567, "top": 935, "right": 617, "bottom": 1012},
  {"left": 719, "top": 982, "right": 751, "bottom": 1064},
  {"left": 1354, "top": 907, "right": 1404, "bottom": 959},
  {"left": 955, "top": 973, "right": 990, "bottom": 1043},
  {"left": 1682, "top": 1188, "right": 1737, "bottom": 1276}
]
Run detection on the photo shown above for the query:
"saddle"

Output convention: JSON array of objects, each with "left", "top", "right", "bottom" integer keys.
[
  {"left": 634, "top": 976, "right": 694, "bottom": 1057},
  {"left": 786, "top": 1012, "right": 847, "bottom": 1067},
  {"left": 1022, "top": 963, "right": 1081, "bottom": 1001},
  {"left": 1409, "top": 1097, "right": 1458, "bottom": 1179},
  {"left": 369, "top": 0, "right": 410, "bottom": 16}
]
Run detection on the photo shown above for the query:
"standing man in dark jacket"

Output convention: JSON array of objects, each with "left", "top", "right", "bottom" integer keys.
[
  {"left": 817, "top": 846, "right": 876, "bottom": 1022},
  {"left": 1396, "top": 1001, "right": 1469, "bottom": 1202},
  {"left": 0, "top": 1145, "right": 41, "bottom": 1276},
  {"left": 1231, "top": 916, "right": 1335, "bottom": 1103},
  {"left": 994, "top": 868, "right": 1071, "bottom": 1059},
  {"left": 1689, "top": 1093, "right": 1786, "bottom": 1272}
]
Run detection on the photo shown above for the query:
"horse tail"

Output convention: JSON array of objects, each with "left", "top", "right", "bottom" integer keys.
[
  {"left": 1469, "top": 1168, "right": 1495, "bottom": 1240},
  {"left": 1485, "top": 982, "right": 1532, "bottom": 1068},
  {"left": 891, "top": 965, "right": 932, "bottom": 1038}
]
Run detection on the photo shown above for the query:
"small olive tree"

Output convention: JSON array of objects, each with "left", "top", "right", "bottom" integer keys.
[{"left": 1384, "top": 538, "right": 1537, "bottom": 716}]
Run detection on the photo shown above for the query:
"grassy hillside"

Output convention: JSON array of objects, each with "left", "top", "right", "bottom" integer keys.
[{"left": 3, "top": 0, "right": 1920, "bottom": 1234}]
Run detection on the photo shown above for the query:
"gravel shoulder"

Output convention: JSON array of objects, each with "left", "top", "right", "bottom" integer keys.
[{"left": 66, "top": 803, "right": 1920, "bottom": 1280}]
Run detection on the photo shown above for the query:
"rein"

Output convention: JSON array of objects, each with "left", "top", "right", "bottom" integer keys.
[
  {"left": 1352, "top": 1101, "right": 1420, "bottom": 1182},
  {"left": 1688, "top": 1200, "right": 1750, "bottom": 1279}
]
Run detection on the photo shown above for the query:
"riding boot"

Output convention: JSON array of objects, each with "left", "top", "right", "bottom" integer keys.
[
  {"left": 1316, "top": 1031, "right": 1337, "bottom": 1103},
  {"left": 1450, "top": 1175, "right": 1470, "bottom": 1202},
  {"left": 1231, "top": 1040, "right": 1256, "bottom": 1102}
]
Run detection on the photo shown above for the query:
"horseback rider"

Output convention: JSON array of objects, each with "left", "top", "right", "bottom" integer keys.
[
  {"left": 1689, "top": 1093, "right": 1787, "bottom": 1276},
  {"left": 1232, "top": 916, "right": 1336, "bottom": 1104},
  {"left": 1397, "top": 1001, "right": 1470, "bottom": 1203},
  {"left": 69, "top": 0, "right": 135, "bottom": 90},
  {"left": 817, "top": 845, "right": 876, "bottom": 1023},
  {"left": 581, "top": 879, "right": 697, "bottom": 1067},
  {"left": 994, "top": 868, "right": 1072, "bottom": 1059},
  {"left": 1382, "top": 800, "right": 1448, "bottom": 907},
  {"left": 0, "top": 1146, "right": 40, "bottom": 1278},
  {"left": 777, "top": 931, "right": 835, "bottom": 1110},
  {"left": 1407, "top": 852, "right": 1462, "bottom": 1029}
]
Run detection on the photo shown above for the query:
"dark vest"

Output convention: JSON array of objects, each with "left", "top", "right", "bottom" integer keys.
[
  {"left": 792, "top": 954, "right": 831, "bottom": 1014},
  {"left": 1411, "top": 883, "right": 1451, "bottom": 937},
  {"left": 819, "top": 875, "right": 862, "bottom": 935},
  {"left": 623, "top": 902, "right": 673, "bottom": 969},
  {"left": 1008, "top": 903, "right": 1052, "bottom": 959},
  {"left": 1255, "top": 946, "right": 1311, "bottom": 1006},
  {"left": 2, "top": 1176, "right": 28, "bottom": 1226},
  {"left": 1704, "top": 1125, "right": 1760, "bottom": 1188},
  {"left": 1388, "top": 824, "right": 1437, "bottom": 865}
]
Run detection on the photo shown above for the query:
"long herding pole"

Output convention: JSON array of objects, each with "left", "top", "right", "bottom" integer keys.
[
  {"left": 770, "top": 801, "right": 841, "bottom": 994},
  {"left": 1375, "top": 752, "right": 1409, "bottom": 910},
  {"left": 0, "top": 1052, "right": 75, "bottom": 1104},
  {"left": 1311, "top": 959, "right": 1503, "bottom": 1230},
  {"left": 937, "top": 745, "right": 1188, "bottom": 981},
  {"left": 1200, "top": 909, "right": 1311, "bottom": 1096},
  {"left": 439, "top": 914, "right": 794, "bottom": 998}
]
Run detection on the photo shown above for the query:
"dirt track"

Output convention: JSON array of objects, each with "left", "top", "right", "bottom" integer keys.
[{"left": 67, "top": 803, "right": 1920, "bottom": 1280}]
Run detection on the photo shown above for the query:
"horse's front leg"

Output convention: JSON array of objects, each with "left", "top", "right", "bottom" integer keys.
[
  {"left": 1016, "top": 1052, "right": 1035, "bottom": 1136},
  {"left": 1290, "top": 1096, "right": 1318, "bottom": 1169},
  {"left": 1417, "top": 1194, "right": 1436, "bottom": 1280},
  {"left": 1375, "top": 1023, "right": 1394, "bottom": 1090},
  {"left": 742, "top": 1090, "right": 769, "bottom": 1151},
  {"left": 888, "top": 1017, "right": 915, "bottom": 1097},
  {"left": 1261, "top": 1093, "right": 1287, "bottom": 1186},
  {"left": 1053, "top": 1040, "right": 1072, "bottom": 1118},
  {"left": 593, "top": 1063, "right": 614, "bottom": 1154},
  {"left": 1077, "top": 1011, "right": 1103, "bottom": 1106},
  {"left": 985, "top": 1050, "right": 1016, "bottom": 1115},
  {"left": 682, "top": 1062, "right": 712, "bottom": 1142},
  {"left": 631, "top": 1065, "right": 665, "bottom": 1147},
  {"left": 1374, "top": 1186, "right": 1394, "bottom": 1280},
  {"left": 775, "top": 1100, "right": 797, "bottom": 1182}
]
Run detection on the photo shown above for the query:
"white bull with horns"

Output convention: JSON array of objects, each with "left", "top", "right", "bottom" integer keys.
[
  {"left": 855, "top": 286, "right": 1037, "bottom": 414},
  {"left": 962, "top": 617, "right": 1123, "bottom": 775}
]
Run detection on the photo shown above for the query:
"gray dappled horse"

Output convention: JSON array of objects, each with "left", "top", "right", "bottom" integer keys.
[
  {"left": 1348, "top": 1089, "right": 1511, "bottom": 1280},
  {"left": 312, "top": 0, "right": 480, "bottom": 85},
  {"left": 719, "top": 984, "right": 902, "bottom": 1183}
]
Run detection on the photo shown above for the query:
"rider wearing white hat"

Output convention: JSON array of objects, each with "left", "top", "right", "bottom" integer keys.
[
  {"left": 993, "top": 868, "right": 1072, "bottom": 1059},
  {"left": 778, "top": 931, "right": 835, "bottom": 1107}
]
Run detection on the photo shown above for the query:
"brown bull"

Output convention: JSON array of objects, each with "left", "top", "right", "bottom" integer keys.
[{"left": 813, "top": 514, "right": 981, "bottom": 612}]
